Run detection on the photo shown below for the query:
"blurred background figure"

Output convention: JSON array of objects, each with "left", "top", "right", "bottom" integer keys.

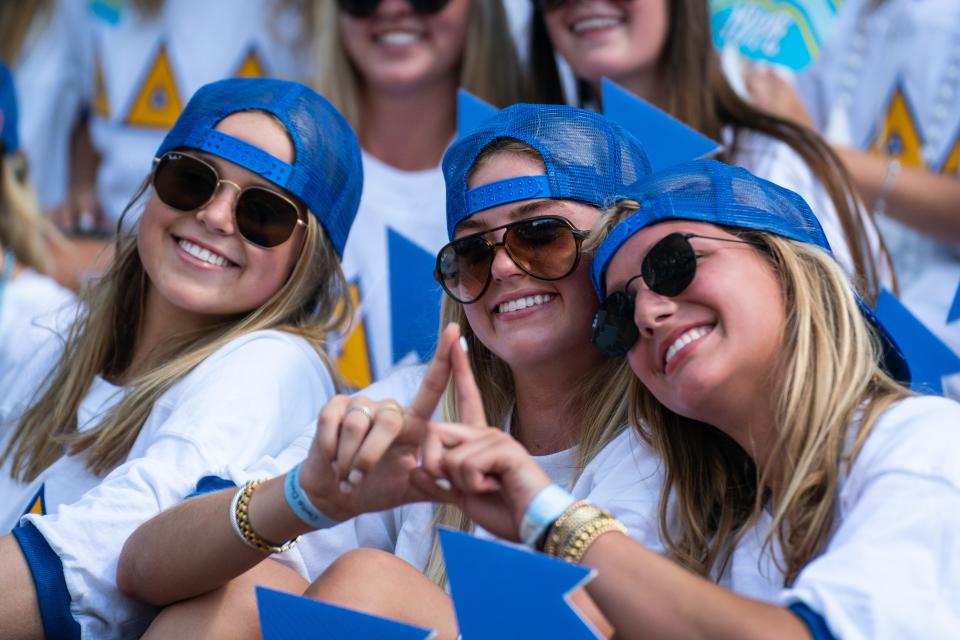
[
  {"left": 746, "top": 0, "right": 960, "bottom": 394},
  {"left": 0, "top": 62, "right": 75, "bottom": 390},
  {"left": 313, "top": 0, "right": 523, "bottom": 387}
]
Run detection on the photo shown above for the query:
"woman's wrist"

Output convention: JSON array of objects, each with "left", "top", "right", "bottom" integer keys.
[
  {"left": 284, "top": 461, "right": 343, "bottom": 530},
  {"left": 519, "top": 484, "right": 576, "bottom": 548}
]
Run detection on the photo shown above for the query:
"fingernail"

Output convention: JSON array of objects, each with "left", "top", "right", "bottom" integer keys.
[
  {"left": 339, "top": 480, "right": 353, "bottom": 494},
  {"left": 459, "top": 336, "right": 468, "bottom": 353},
  {"left": 347, "top": 469, "right": 364, "bottom": 485},
  {"left": 435, "top": 478, "right": 452, "bottom": 491}
]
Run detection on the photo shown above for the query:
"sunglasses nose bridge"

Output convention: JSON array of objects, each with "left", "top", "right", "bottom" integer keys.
[{"left": 194, "top": 180, "right": 241, "bottom": 236}]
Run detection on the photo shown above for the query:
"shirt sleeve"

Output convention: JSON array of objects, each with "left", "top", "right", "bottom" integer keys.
[{"left": 22, "top": 331, "right": 335, "bottom": 638}]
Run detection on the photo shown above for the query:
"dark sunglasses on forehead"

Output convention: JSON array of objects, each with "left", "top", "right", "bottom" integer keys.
[
  {"left": 151, "top": 152, "right": 306, "bottom": 249},
  {"left": 337, "top": 0, "right": 451, "bottom": 17},
  {"left": 591, "top": 232, "right": 763, "bottom": 357},
  {"left": 434, "top": 215, "right": 588, "bottom": 305}
]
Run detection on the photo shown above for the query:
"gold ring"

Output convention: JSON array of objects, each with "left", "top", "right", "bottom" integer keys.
[
  {"left": 376, "top": 401, "right": 404, "bottom": 418},
  {"left": 345, "top": 404, "right": 374, "bottom": 422}
]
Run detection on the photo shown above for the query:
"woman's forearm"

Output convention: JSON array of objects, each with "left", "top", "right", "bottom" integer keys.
[
  {"left": 117, "top": 478, "right": 310, "bottom": 606},
  {"left": 0, "top": 535, "right": 44, "bottom": 639},
  {"left": 580, "top": 533, "right": 811, "bottom": 640}
]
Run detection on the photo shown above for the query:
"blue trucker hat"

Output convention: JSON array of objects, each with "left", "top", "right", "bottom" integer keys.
[
  {"left": 592, "top": 159, "right": 910, "bottom": 384},
  {"left": 0, "top": 62, "right": 19, "bottom": 153},
  {"left": 441, "top": 103, "right": 652, "bottom": 239},
  {"left": 155, "top": 77, "right": 362, "bottom": 255}
]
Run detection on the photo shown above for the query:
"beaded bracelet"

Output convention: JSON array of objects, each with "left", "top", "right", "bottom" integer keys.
[
  {"left": 542, "top": 500, "right": 627, "bottom": 563},
  {"left": 230, "top": 479, "right": 300, "bottom": 554},
  {"left": 557, "top": 515, "right": 627, "bottom": 564},
  {"left": 542, "top": 500, "right": 602, "bottom": 555}
]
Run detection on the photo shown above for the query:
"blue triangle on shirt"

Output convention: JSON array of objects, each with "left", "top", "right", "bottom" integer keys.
[
  {"left": 257, "top": 587, "right": 435, "bottom": 640},
  {"left": 439, "top": 528, "right": 600, "bottom": 639},
  {"left": 875, "top": 289, "right": 960, "bottom": 395},
  {"left": 601, "top": 78, "right": 722, "bottom": 172},
  {"left": 948, "top": 280, "right": 960, "bottom": 324},
  {"left": 457, "top": 89, "right": 499, "bottom": 139},
  {"left": 389, "top": 228, "right": 442, "bottom": 365}
]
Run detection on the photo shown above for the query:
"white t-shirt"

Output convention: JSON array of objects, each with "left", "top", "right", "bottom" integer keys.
[
  {"left": 0, "top": 269, "right": 76, "bottom": 389},
  {"left": 721, "top": 395, "right": 960, "bottom": 638},
  {"left": 1, "top": 329, "right": 335, "bottom": 638},
  {"left": 86, "top": 0, "right": 311, "bottom": 223},
  {"left": 731, "top": 128, "right": 893, "bottom": 290},
  {"left": 797, "top": 0, "right": 960, "bottom": 395},
  {"left": 235, "top": 365, "right": 665, "bottom": 583},
  {"left": 334, "top": 152, "right": 449, "bottom": 387}
]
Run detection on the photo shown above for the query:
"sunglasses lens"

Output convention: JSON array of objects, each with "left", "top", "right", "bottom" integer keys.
[
  {"left": 235, "top": 187, "right": 302, "bottom": 248},
  {"left": 507, "top": 217, "right": 579, "bottom": 279},
  {"left": 591, "top": 291, "right": 638, "bottom": 357},
  {"left": 153, "top": 154, "right": 218, "bottom": 212},
  {"left": 436, "top": 235, "right": 493, "bottom": 303},
  {"left": 337, "top": 0, "right": 449, "bottom": 16},
  {"left": 642, "top": 233, "right": 697, "bottom": 297}
]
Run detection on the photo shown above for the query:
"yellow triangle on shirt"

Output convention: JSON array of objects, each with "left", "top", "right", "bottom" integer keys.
[
  {"left": 23, "top": 484, "right": 46, "bottom": 517},
  {"left": 337, "top": 283, "right": 374, "bottom": 390},
  {"left": 124, "top": 43, "right": 183, "bottom": 129},
  {"left": 233, "top": 47, "right": 267, "bottom": 78},
  {"left": 941, "top": 136, "right": 960, "bottom": 175},
  {"left": 871, "top": 85, "right": 925, "bottom": 168},
  {"left": 93, "top": 52, "right": 110, "bottom": 118}
]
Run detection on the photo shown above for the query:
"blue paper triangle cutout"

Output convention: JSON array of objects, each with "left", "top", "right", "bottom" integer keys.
[
  {"left": 388, "top": 228, "right": 442, "bottom": 365},
  {"left": 875, "top": 289, "right": 960, "bottom": 395},
  {"left": 457, "top": 89, "right": 498, "bottom": 139},
  {"left": 948, "top": 280, "right": 960, "bottom": 324},
  {"left": 601, "top": 78, "right": 722, "bottom": 171},
  {"left": 257, "top": 587, "right": 435, "bottom": 640},
  {"left": 439, "top": 529, "right": 600, "bottom": 639}
]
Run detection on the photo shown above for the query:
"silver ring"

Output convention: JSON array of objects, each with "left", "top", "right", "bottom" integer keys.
[{"left": 345, "top": 404, "right": 374, "bottom": 422}]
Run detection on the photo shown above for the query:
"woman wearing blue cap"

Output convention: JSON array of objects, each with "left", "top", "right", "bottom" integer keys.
[
  {"left": 117, "top": 103, "right": 667, "bottom": 638},
  {"left": 0, "top": 77, "right": 363, "bottom": 638},
  {"left": 414, "top": 160, "right": 960, "bottom": 638}
]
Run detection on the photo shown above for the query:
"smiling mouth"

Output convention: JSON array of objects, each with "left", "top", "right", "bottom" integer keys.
[
  {"left": 664, "top": 324, "right": 715, "bottom": 370},
  {"left": 375, "top": 30, "right": 423, "bottom": 46},
  {"left": 176, "top": 237, "right": 235, "bottom": 268},
  {"left": 496, "top": 294, "right": 555, "bottom": 315},
  {"left": 570, "top": 16, "right": 625, "bottom": 34}
]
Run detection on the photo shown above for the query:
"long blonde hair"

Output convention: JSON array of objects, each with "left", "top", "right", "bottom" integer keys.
[
  {"left": 2, "top": 183, "right": 353, "bottom": 481},
  {"left": 421, "top": 140, "right": 634, "bottom": 586},
  {"left": 0, "top": 1, "right": 53, "bottom": 64},
  {"left": 0, "top": 150, "right": 55, "bottom": 273},
  {"left": 309, "top": 0, "right": 524, "bottom": 127},
  {"left": 593, "top": 203, "right": 910, "bottom": 585}
]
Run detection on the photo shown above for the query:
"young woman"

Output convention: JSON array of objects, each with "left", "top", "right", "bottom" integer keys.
[
  {"left": 0, "top": 77, "right": 363, "bottom": 639},
  {"left": 0, "top": 61, "right": 74, "bottom": 387},
  {"left": 309, "top": 0, "right": 524, "bottom": 385},
  {"left": 397, "top": 160, "right": 959, "bottom": 638},
  {"left": 117, "top": 104, "right": 666, "bottom": 639},
  {"left": 527, "top": 0, "right": 894, "bottom": 302}
]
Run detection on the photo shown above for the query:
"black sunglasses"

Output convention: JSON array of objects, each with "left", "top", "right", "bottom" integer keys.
[
  {"left": 435, "top": 215, "right": 588, "bottom": 305},
  {"left": 337, "top": 0, "right": 451, "bottom": 17},
  {"left": 151, "top": 152, "right": 306, "bottom": 249},
  {"left": 591, "top": 232, "right": 762, "bottom": 357}
]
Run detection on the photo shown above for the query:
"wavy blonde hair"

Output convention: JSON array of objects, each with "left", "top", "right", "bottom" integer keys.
[
  {"left": 2, "top": 177, "right": 353, "bottom": 481},
  {"left": 592, "top": 202, "right": 911, "bottom": 585},
  {"left": 307, "top": 0, "right": 524, "bottom": 127},
  {"left": 0, "top": 150, "right": 55, "bottom": 273},
  {"left": 420, "top": 139, "right": 634, "bottom": 586}
]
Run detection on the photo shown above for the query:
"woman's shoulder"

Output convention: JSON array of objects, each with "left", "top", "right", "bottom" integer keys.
[{"left": 197, "top": 329, "right": 325, "bottom": 372}]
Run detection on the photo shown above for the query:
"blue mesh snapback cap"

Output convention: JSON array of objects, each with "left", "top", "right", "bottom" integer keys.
[
  {"left": 442, "top": 103, "right": 652, "bottom": 239},
  {"left": 591, "top": 159, "right": 910, "bottom": 383},
  {"left": 0, "top": 62, "right": 19, "bottom": 153},
  {"left": 155, "top": 78, "right": 362, "bottom": 255}
]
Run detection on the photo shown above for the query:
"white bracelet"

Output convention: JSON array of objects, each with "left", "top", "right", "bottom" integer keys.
[
  {"left": 873, "top": 157, "right": 901, "bottom": 217},
  {"left": 519, "top": 484, "right": 576, "bottom": 549}
]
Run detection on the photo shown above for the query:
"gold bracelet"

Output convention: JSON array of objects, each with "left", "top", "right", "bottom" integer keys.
[
  {"left": 557, "top": 515, "right": 627, "bottom": 564},
  {"left": 231, "top": 479, "right": 300, "bottom": 554},
  {"left": 543, "top": 500, "right": 605, "bottom": 556}
]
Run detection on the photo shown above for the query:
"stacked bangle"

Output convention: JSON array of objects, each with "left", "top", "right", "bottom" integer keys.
[
  {"left": 542, "top": 500, "right": 627, "bottom": 564},
  {"left": 230, "top": 479, "right": 300, "bottom": 554}
]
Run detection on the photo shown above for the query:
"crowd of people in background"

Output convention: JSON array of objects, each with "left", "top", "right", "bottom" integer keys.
[{"left": 0, "top": 1, "right": 957, "bottom": 638}]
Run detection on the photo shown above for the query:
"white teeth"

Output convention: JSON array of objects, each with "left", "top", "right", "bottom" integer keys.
[
  {"left": 379, "top": 31, "right": 421, "bottom": 46},
  {"left": 178, "top": 238, "right": 230, "bottom": 267},
  {"left": 498, "top": 294, "right": 553, "bottom": 315},
  {"left": 664, "top": 326, "right": 712, "bottom": 367},
  {"left": 572, "top": 17, "right": 623, "bottom": 33}
]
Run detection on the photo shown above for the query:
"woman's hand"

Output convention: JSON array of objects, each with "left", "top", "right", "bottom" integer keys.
[{"left": 413, "top": 329, "right": 552, "bottom": 541}]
